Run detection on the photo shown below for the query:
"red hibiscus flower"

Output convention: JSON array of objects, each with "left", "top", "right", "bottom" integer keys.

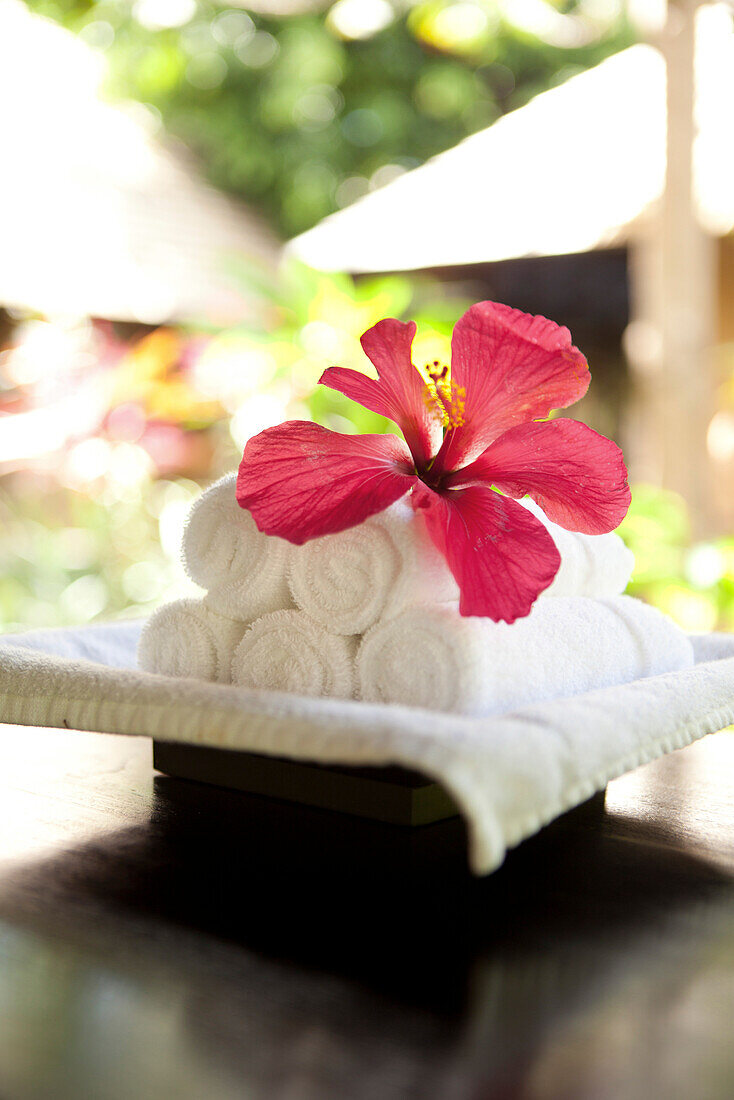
[{"left": 236, "top": 301, "right": 631, "bottom": 622}]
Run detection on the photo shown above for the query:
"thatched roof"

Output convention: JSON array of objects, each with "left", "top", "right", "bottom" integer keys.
[{"left": 290, "top": 6, "right": 734, "bottom": 272}]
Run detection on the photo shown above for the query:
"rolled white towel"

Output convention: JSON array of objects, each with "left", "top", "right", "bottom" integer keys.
[
  {"left": 137, "top": 598, "right": 247, "bottom": 684},
  {"left": 182, "top": 474, "right": 293, "bottom": 621},
  {"left": 522, "top": 498, "right": 634, "bottom": 598},
  {"left": 231, "top": 610, "right": 357, "bottom": 699},
  {"left": 288, "top": 497, "right": 459, "bottom": 635},
  {"left": 357, "top": 595, "right": 694, "bottom": 716}
]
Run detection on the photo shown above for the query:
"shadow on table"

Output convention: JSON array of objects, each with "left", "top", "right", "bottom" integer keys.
[{"left": 2, "top": 773, "right": 734, "bottom": 1098}]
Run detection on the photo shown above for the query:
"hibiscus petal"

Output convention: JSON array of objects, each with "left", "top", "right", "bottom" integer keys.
[
  {"left": 237, "top": 421, "right": 416, "bottom": 544},
  {"left": 447, "top": 418, "right": 631, "bottom": 534},
  {"left": 411, "top": 482, "right": 561, "bottom": 622},
  {"left": 434, "top": 301, "right": 591, "bottom": 472},
  {"left": 319, "top": 318, "right": 442, "bottom": 467}
]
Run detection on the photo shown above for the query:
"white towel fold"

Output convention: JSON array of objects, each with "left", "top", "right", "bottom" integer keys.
[
  {"left": 522, "top": 499, "right": 634, "bottom": 598},
  {"left": 182, "top": 474, "right": 293, "bottom": 621},
  {"left": 231, "top": 610, "right": 357, "bottom": 699},
  {"left": 288, "top": 497, "right": 459, "bottom": 635},
  {"left": 137, "top": 598, "right": 247, "bottom": 684},
  {"left": 357, "top": 595, "right": 694, "bottom": 716},
  {"left": 4, "top": 619, "right": 734, "bottom": 877}
]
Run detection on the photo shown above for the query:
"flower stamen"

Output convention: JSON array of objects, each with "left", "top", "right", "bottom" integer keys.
[{"left": 423, "top": 361, "right": 466, "bottom": 430}]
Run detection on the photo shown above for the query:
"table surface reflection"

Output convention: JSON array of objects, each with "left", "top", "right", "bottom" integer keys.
[{"left": 0, "top": 724, "right": 733, "bottom": 1100}]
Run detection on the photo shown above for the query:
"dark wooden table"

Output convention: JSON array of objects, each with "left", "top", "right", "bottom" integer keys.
[{"left": 0, "top": 723, "right": 733, "bottom": 1100}]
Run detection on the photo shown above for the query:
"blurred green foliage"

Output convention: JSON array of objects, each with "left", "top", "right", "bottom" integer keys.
[
  {"left": 213, "top": 259, "right": 468, "bottom": 435},
  {"left": 618, "top": 485, "right": 734, "bottom": 634},
  {"left": 0, "top": 473, "right": 201, "bottom": 632},
  {"left": 29, "top": 0, "right": 633, "bottom": 235}
]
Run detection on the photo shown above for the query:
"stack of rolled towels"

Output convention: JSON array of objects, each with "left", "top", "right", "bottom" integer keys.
[{"left": 138, "top": 474, "right": 694, "bottom": 716}]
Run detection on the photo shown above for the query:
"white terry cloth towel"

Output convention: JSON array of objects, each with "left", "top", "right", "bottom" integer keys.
[
  {"left": 137, "top": 598, "right": 247, "bottom": 684},
  {"left": 182, "top": 473, "right": 293, "bottom": 621},
  {"left": 1, "top": 620, "right": 734, "bottom": 876},
  {"left": 521, "top": 498, "right": 635, "bottom": 598},
  {"left": 231, "top": 609, "right": 356, "bottom": 699},
  {"left": 288, "top": 497, "right": 459, "bottom": 635},
  {"left": 357, "top": 595, "right": 694, "bottom": 716}
]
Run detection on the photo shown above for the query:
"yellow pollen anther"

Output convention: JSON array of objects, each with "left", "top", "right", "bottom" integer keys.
[{"left": 423, "top": 363, "right": 465, "bottom": 430}]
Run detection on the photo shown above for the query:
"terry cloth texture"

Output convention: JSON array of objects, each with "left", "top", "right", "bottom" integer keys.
[
  {"left": 520, "top": 498, "right": 635, "bottom": 598},
  {"left": 138, "top": 599, "right": 248, "bottom": 684},
  {"left": 357, "top": 595, "right": 693, "bottom": 715},
  {"left": 231, "top": 609, "right": 357, "bottom": 699},
  {"left": 287, "top": 497, "right": 460, "bottom": 635},
  {"left": 182, "top": 473, "right": 293, "bottom": 621}
]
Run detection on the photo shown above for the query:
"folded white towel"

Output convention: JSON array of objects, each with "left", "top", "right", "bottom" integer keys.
[
  {"left": 357, "top": 595, "right": 694, "bottom": 716},
  {"left": 231, "top": 610, "right": 357, "bottom": 699},
  {"left": 3, "top": 619, "right": 734, "bottom": 876},
  {"left": 288, "top": 497, "right": 459, "bottom": 635},
  {"left": 182, "top": 474, "right": 293, "bottom": 621},
  {"left": 137, "top": 598, "right": 247, "bottom": 684},
  {"left": 522, "top": 499, "right": 634, "bottom": 598}
]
